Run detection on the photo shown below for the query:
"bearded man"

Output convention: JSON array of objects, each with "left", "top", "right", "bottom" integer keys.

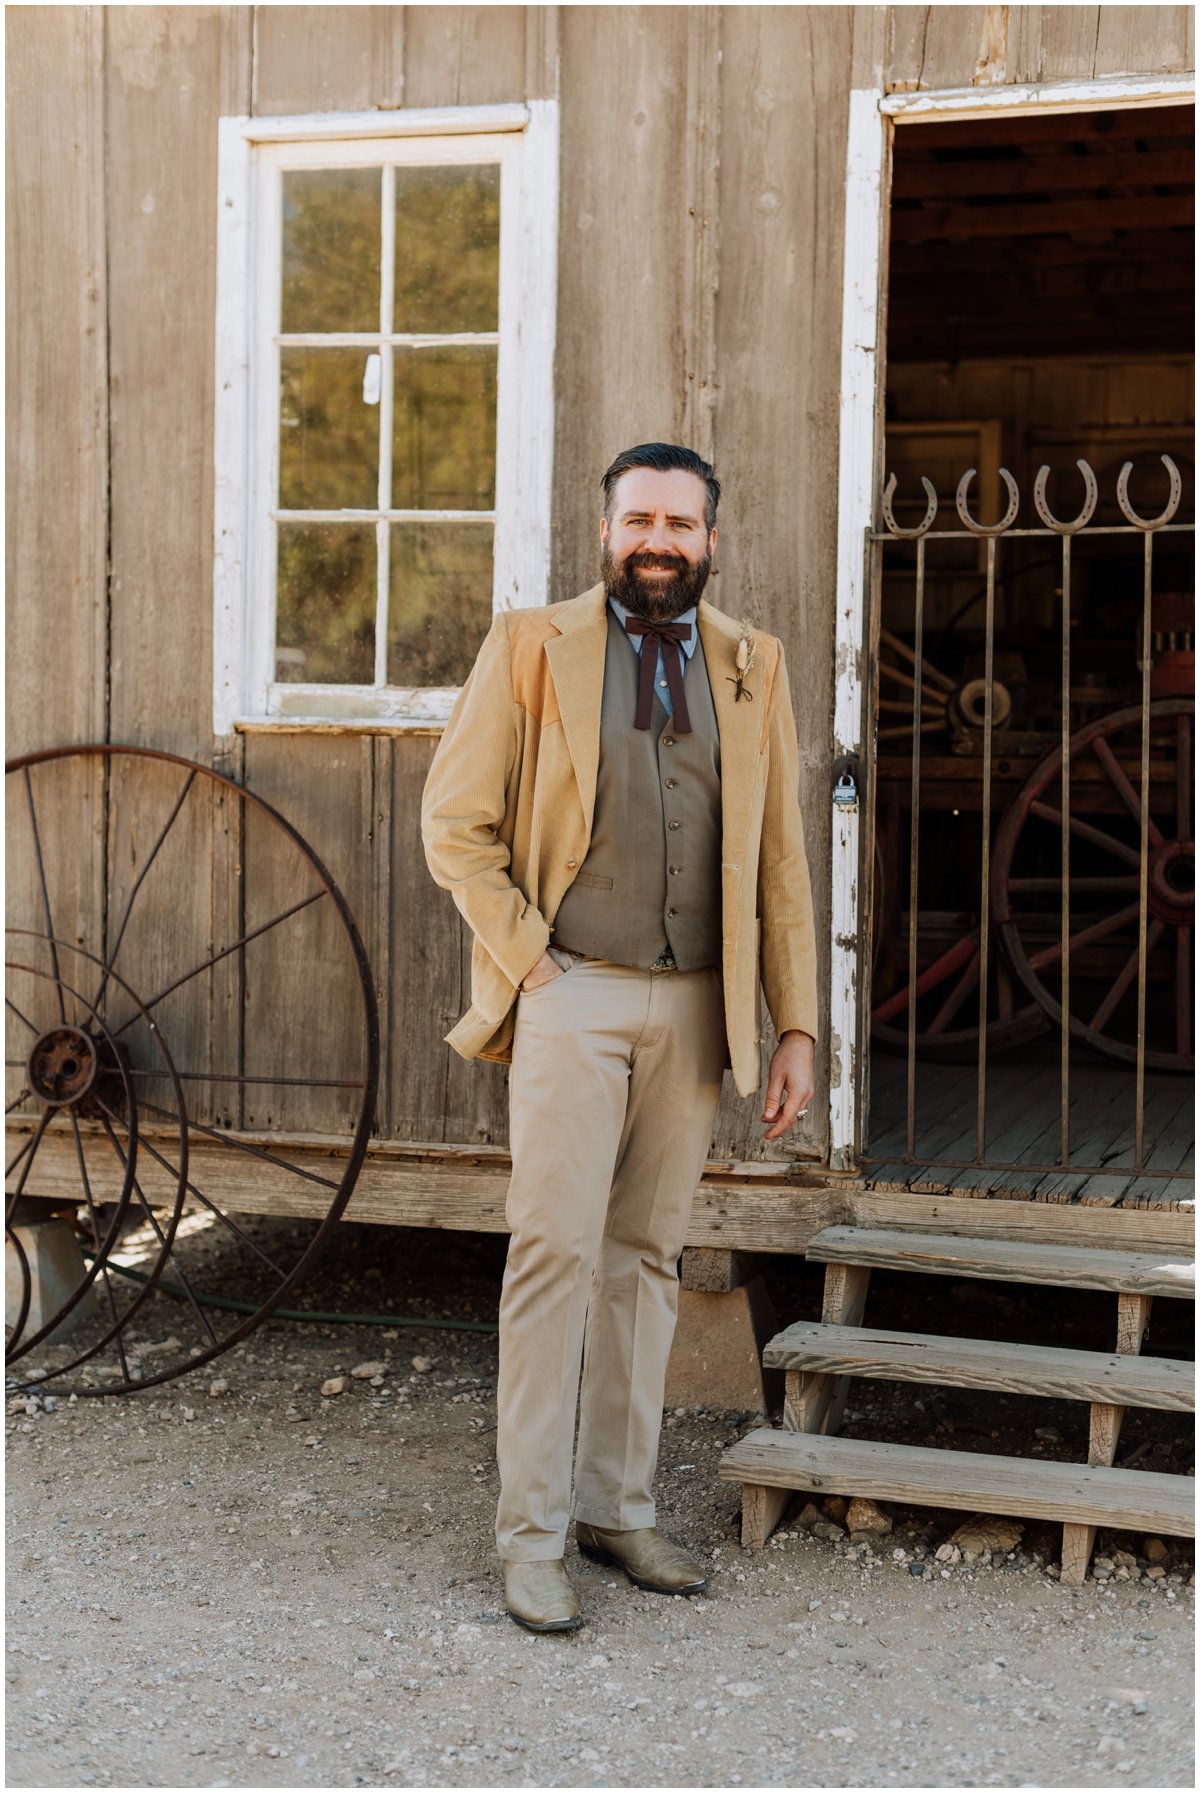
[{"left": 421, "top": 442, "right": 819, "bottom": 1631}]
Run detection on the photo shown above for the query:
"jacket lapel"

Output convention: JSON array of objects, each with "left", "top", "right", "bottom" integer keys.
[
  {"left": 698, "top": 599, "right": 763, "bottom": 859},
  {"left": 543, "top": 583, "right": 609, "bottom": 836}
]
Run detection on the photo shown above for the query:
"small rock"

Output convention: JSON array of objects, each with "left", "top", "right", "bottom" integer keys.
[
  {"left": 725, "top": 1682, "right": 761, "bottom": 1699},
  {"left": 935, "top": 1544, "right": 961, "bottom": 1565},
  {"left": 949, "top": 1516, "right": 1023, "bottom": 1556},
  {"left": 1144, "top": 1538, "right": 1169, "bottom": 1563},
  {"left": 182, "top": 1407, "right": 195, "bottom": 1422},
  {"left": 812, "top": 1521, "right": 845, "bottom": 1542},
  {"left": 207, "top": 1379, "right": 229, "bottom": 1398},
  {"left": 1113, "top": 1551, "right": 1138, "bottom": 1569},
  {"left": 1145, "top": 1565, "right": 1166, "bottom": 1581},
  {"left": 351, "top": 1361, "right": 386, "bottom": 1380},
  {"left": 822, "top": 1496, "right": 848, "bottom": 1521},
  {"left": 794, "top": 1502, "right": 822, "bottom": 1531},
  {"left": 321, "top": 1377, "right": 349, "bottom": 1397},
  {"left": 1034, "top": 1426, "right": 1061, "bottom": 1443},
  {"left": 411, "top": 1356, "right": 432, "bottom": 1374},
  {"left": 846, "top": 1497, "right": 891, "bottom": 1536}
]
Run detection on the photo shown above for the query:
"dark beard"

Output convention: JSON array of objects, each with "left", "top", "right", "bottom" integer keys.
[{"left": 601, "top": 544, "right": 712, "bottom": 623}]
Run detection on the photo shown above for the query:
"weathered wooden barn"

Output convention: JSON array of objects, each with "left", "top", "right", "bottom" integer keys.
[{"left": 6, "top": 6, "right": 1196, "bottom": 1566}]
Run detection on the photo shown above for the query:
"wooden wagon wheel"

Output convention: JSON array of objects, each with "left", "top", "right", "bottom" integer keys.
[
  {"left": 991, "top": 700, "right": 1193, "bottom": 1072},
  {"left": 869, "top": 795, "right": 1048, "bottom": 1061},
  {"left": 5, "top": 745, "right": 380, "bottom": 1395}
]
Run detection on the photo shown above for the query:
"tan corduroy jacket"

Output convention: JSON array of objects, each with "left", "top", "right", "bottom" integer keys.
[{"left": 420, "top": 583, "right": 819, "bottom": 1098}]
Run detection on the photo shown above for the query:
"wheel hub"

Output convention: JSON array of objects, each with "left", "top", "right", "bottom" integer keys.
[
  {"left": 1148, "top": 838, "right": 1195, "bottom": 927},
  {"left": 25, "top": 1025, "right": 101, "bottom": 1106}
]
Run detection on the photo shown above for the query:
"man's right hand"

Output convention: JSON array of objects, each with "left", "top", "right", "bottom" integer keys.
[{"left": 520, "top": 949, "right": 565, "bottom": 993}]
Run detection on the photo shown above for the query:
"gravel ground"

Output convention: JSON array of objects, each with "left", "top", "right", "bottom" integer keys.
[{"left": 5, "top": 1222, "right": 1195, "bottom": 1789}]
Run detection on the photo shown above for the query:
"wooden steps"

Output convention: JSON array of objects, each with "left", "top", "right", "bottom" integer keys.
[
  {"left": 764, "top": 1320, "right": 1195, "bottom": 1410},
  {"left": 722, "top": 1225, "right": 1196, "bottom": 1583},
  {"left": 807, "top": 1226, "right": 1196, "bottom": 1299},
  {"left": 719, "top": 1430, "right": 1195, "bottom": 1537}
]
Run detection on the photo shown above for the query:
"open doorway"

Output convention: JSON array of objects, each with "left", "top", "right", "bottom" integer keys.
[{"left": 863, "top": 102, "right": 1194, "bottom": 1205}]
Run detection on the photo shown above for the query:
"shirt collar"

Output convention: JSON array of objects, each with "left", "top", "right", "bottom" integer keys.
[{"left": 606, "top": 592, "right": 699, "bottom": 657}]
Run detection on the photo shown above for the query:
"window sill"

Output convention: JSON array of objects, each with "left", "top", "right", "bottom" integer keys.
[{"left": 235, "top": 716, "right": 447, "bottom": 737}]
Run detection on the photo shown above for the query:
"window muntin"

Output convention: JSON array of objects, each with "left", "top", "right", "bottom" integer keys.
[{"left": 260, "top": 140, "right": 510, "bottom": 709}]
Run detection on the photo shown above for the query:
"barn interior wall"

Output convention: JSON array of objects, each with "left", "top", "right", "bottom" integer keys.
[{"left": 5, "top": 6, "right": 1193, "bottom": 1162}]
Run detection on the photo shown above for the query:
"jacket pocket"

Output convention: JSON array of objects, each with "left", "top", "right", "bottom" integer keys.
[{"left": 573, "top": 871, "right": 613, "bottom": 889}]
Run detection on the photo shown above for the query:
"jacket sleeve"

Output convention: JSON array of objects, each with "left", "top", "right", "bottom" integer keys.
[
  {"left": 420, "top": 610, "right": 551, "bottom": 989},
  {"left": 756, "top": 643, "right": 820, "bottom": 1046}
]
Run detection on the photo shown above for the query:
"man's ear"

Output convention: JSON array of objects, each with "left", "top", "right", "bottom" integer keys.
[
  {"left": 709, "top": 525, "right": 718, "bottom": 556},
  {"left": 599, "top": 515, "right": 609, "bottom": 547}
]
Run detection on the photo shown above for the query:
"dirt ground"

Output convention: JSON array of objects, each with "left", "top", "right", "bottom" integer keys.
[{"left": 6, "top": 1222, "right": 1195, "bottom": 1790}]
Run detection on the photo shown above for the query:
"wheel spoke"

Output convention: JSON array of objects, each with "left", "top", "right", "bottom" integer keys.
[
  {"left": 1091, "top": 735, "right": 1164, "bottom": 848},
  {"left": 1030, "top": 801, "right": 1142, "bottom": 868},
  {"left": 69, "top": 1110, "right": 136, "bottom": 1363},
  {"left": 132, "top": 1094, "right": 340, "bottom": 1191},
  {"left": 5, "top": 1104, "right": 52, "bottom": 1192},
  {"left": 108, "top": 888, "right": 328, "bottom": 1041},
  {"left": 6, "top": 997, "right": 38, "bottom": 1035},
  {"left": 22, "top": 767, "right": 66, "bottom": 1023},
  {"left": 96, "top": 1104, "right": 220, "bottom": 1349},
  {"left": 6, "top": 1088, "right": 31, "bottom": 1115},
  {"left": 1090, "top": 919, "right": 1163, "bottom": 1034},
  {"left": 927, "top": 949, "right": 981, "bottom": 1034},
  {"left": 1028, "top": 900, "right": 1141, "bottom": 973},
  {"left": 132, "top": 1130, "right": 292, "bottom": 1280},
  {"left": 89, "top": 770, "right": 197, "bottom": 1017},
  {"left": 872, "top": 932, "right": 978, "bottom": 1026}
]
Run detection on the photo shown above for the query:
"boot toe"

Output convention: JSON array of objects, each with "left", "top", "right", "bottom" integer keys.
[{"left": 502, "top": 1558, "right": 583, "bottom": 1631}]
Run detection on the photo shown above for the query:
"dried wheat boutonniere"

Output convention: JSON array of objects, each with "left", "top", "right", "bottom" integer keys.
[{"left": 727, "top": 618, "right": 756, "bottom": 703}]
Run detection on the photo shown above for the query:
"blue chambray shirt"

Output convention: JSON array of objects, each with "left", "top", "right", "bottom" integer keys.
[{"left": 606, "top": 593, "right": 699, "bottom": 721}]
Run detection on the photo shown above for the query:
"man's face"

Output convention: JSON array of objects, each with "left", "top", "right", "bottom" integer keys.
[{"left": 599, "top": 467, "right": 717, "bottom": 622}]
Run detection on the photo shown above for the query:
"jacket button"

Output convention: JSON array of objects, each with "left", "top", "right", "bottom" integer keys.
[{"left": 566, "top": 859, "right": 577, "bottom": 867}]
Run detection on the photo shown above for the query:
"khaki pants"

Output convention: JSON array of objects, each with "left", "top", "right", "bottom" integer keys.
[{"left": 495, "top": 955, "right": 727, "bottom": 1560}]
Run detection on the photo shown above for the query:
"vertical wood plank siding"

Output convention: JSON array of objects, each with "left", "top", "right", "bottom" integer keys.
[
  {"left": 4, "top": 9, "right": 109, "bottom": 1082},
  {"left": 5, "top": 6, "right": 1193, "bottom": 1162}
]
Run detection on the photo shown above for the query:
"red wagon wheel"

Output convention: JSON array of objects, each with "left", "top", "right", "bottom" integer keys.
[
  {"left": 870, "top": 826, "right": 1049, "bottom": 1060},
  {"left": 991, "top": 700, "right": 1193, "bottom": 1072}
]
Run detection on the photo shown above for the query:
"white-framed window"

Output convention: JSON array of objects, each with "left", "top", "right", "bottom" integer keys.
[{"left": 213, "top": 103, "right": 558, "bottom": 733}]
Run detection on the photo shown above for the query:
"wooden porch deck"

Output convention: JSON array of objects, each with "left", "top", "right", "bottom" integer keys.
[{"left": 863, "top": 1038, "right": 1195, "bottom": 1208}]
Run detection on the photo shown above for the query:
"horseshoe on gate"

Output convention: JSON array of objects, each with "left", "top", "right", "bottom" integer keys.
[
  {"left": 1033, "top": 458, "right": 1099, "bottom": 534},
  {"left": 955, "top": 466, "right": 1020, "bottom": 536},
  {"left": 881, "top": 472, "right": 938, "bottom": 539},
  {"left": 1116, "top": 453, "right": 1183, "bottom": 531}
]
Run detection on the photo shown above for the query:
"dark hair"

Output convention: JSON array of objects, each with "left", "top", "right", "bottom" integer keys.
[{"left": 601, "top": 443, "right": 721, "bottom": 531}]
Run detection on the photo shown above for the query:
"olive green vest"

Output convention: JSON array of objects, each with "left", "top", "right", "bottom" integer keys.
[{"left": 551, "top": 603, "right": 722, "bottom": 969}]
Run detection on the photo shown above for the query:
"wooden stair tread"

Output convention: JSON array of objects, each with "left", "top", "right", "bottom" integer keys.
[
  {"left": 763, "top": 1321, "right": 1194, "bottom": 1409},
  {"left": 807, "top": 1226, "right": 1196, "bottom": 1298},
  {"left": 719, "top": 1429, "right": 1196, "bottom": 1535}
]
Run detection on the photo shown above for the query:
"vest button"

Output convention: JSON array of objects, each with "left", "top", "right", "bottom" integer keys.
[
  {"left": 662, "top": 736, "right": 676, "bottom": 747},
  {"left": 666, "top": 908, "right": 677, "bottom": 919},
  {"left": 664, "top": 778, "right": 678, "bottom": 789},
  {"left": 668, "top": 820, "right": 681, "bottom": 830},
  {"left": 668, "top": 865, "right": 680, "bottom": 875}
]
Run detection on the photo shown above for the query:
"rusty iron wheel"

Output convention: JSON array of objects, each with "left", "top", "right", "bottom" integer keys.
[
  {"left": 5, "top": 745, "right": 380, "bottom": 1394},
  {"left": 991, "top": 699, "right": 1193, "bottom": 1072}
]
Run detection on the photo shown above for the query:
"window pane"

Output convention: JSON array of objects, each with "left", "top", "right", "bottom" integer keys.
[
  {"left": 282, "top": 168, "right": 381, "bottom": 334},
  {"left": 393, "top": 164, "right": 500, "bottom": 334},
  {"left": 392, "top": 346, "right": 497, "bottom": 512},
  {"left": 277, "top": 524, "right": 376, "bottom": 684},
  {"left": 280, "top": 349, "right": 379, "bottom": 511},
  {"left": 388, "top": 522, "right": 493, "bottom": 686}
]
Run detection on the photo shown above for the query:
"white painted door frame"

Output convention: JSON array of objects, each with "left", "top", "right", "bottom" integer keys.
[{"left": 827, "top": 69, "right": 1194, "bottom": 1172}]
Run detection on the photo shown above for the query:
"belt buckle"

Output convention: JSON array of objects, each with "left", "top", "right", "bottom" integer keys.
[{"left": 650, "top": 946, "right": 678, "bottom": 971}]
